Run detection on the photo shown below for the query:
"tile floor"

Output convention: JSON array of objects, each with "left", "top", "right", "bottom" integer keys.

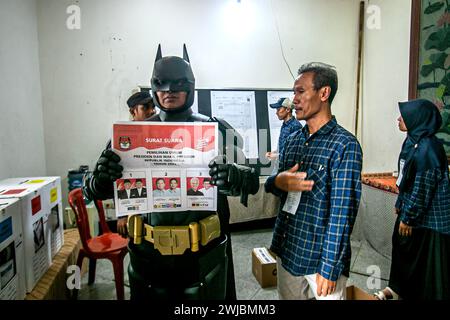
[{"left": 78, "top": 228, "right": 390, "bottom": 300}]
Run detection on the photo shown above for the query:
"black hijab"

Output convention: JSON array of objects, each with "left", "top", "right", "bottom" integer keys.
[{"left": 397, "top": 99, "right": 447, "bottom": 192}]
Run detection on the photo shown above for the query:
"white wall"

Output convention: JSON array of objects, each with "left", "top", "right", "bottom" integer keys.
[
  {"left": 0, "top": 0, "right": 412, "bottom": 200},
  {"left": 0, "top": 0, "right": 47, "bottom": 180},
  {"left": 361, "top": 0, "right": 412, "bottom": 172},
  {"left": 36, "top": 0, "right": 362, "bottom": 200}
]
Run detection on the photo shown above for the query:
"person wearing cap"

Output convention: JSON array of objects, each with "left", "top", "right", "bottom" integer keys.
[
  {"left": 266, "top": 97, "right": 302, "bottom": 164},
  {"left": 126, "top": 91, "right": 156, "bottom": 121},
  {"left": 265, "top": 62, "right": 363, "bottom": 300},
  {"left": 374, "top": 99, "right": 450, "bottom": 300}
]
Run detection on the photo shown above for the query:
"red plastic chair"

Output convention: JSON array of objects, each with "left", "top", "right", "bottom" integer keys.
[{"left": 68, "top": 188, "right": 128, "bottom": 300}]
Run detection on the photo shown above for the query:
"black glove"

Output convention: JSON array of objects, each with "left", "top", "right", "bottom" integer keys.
[
  {"left": 208, "top": 156, "right": 259, "bottom": 206},
  {"left": 86, "top": 149, "right": 123, "bottom": 200},
  {"left": 93, "top": 149, "right": 123, "bottom": 183},
  {"left": 83, "top": 149, "right": 123, "bottom": 201},
  {"left": 209, "top": 156, "right": 229, "bottom": 186},
  {"left": 208, "top": 156, "right": 237, "bottom": 195}
]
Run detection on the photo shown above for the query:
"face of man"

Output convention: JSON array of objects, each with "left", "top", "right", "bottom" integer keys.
[
  {"left": 136, "top": 181, "right": 143, "bottom": 189},
  {"left": 190, "top": 178, "right": 199, "bottom": 190},
  {"left": 156, "top": 91, "right": 187, "bottom": 110},
  {"left": 131, "top": 104, "right": 155, "bottom": 121},
  {"left": 293, "top": 72, "right": 326, "bottom": 121},
  {"left": 397, "top": 115, "right": 407, "bottom": 132},
  {"left": 156, "top": 179, "right": 166, "bottom": 190},
  {"left": 203, "top": 181, "right": 211, "bottom": 189},
  {"left": 124, "top": 182, "right": 131, "bottom": 190},
  {"left": 170, "top": 179, "right": 178, "bottom": 189},
  {"left": 276, "top": 107, "right": 290, "bottom": 121}
]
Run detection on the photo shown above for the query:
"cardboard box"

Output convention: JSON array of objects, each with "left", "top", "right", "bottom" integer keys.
[
  {"left": 252, "top": 247, "right": 277, "bottom": 288},
  {"left": 0, "top": 198, "right": 26, "bottom": 300},
  {"left": 0, "top": 177, "right": 64, "bottom": 292},
  {"left": 25, "top": 229, "right": 84, "bottom": 300},
  {"left": 0, "top": 177, "right": 64, "bottom": 259},
  {"left": 41, "top": 177, "right": 64, "bottom": 259},
  {"left": 346, "top": 285, "right": 377, "bottom": 300}
]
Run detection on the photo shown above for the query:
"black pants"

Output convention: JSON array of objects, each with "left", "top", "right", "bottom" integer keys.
[{"left": 128, "top": 236, "right": 231, "bottom": 300}]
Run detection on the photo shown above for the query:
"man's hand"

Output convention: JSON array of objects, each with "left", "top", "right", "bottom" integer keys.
[
  {"left": 265, "top": 151, "right": 278, "bottom": 160},
  {"left": 394, "top": 207, "right": 400, "bottom": 215},
  {"left": 316, "top": 273, "right": 337, "bottom": 297},
  {"left": 398, "top": 221, "right": 412, "bottom": 237},
  {"left": 93, "top": 149, "right": 123, "bottom": 184},
  {"left": 117, "top": 217, "right": 128, "bottom": 238},
  {"left": 274, "top": 164, "right": 314, "bottom": 192}
]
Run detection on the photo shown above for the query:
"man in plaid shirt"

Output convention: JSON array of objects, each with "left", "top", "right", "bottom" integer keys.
[{"left": 265, "top": 62, "right": 363, "bottom": 300}]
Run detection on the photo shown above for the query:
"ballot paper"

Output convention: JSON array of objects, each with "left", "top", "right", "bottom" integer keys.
[{"left": 112, "top": 122, "right": 219, "bottom": 217}]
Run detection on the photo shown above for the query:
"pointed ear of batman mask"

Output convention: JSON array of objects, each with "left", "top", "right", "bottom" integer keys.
[{"left": 151, "top": 44, "right": 195, "bottom": 113}]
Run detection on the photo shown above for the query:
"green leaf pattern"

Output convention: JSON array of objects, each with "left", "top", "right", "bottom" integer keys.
[{"left": 418, "top": 0, "right": 450, "bottom": 154}]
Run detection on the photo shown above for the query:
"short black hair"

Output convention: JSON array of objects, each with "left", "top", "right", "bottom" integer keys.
[
  {"left": 123, "top": 179, "right": 131, "bottom": 184},
  {"left": 170, "top": 178, "right": 178, "bottom": 183},
  {"left": 297, "top": 62, "right": 338, "bottom": 105},
  {"left": 156, "top": 178, "right": 165, "bottom": 183},
  {"left": 135, "top": 179, "right": 143, "bottom": 183}
]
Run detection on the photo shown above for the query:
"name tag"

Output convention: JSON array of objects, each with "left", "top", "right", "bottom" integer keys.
[
  {"left": 396, "top": 159, "right": 405, "bottom": 187},
  {"left": 283, "top": 191, "right": 302, "bottom": 215}
]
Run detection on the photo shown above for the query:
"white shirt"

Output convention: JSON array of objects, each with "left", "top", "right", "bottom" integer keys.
[{"left": 199, "top": 187, "right": 215, "bottom": 198}]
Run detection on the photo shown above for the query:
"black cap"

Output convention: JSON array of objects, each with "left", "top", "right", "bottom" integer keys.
[{"left": 127, "top": 91, "right": 153, "bottom": 109}]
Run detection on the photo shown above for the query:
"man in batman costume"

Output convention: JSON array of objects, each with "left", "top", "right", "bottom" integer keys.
[{"left": 83, "top": 44, "right": 259, "bottom": 300}]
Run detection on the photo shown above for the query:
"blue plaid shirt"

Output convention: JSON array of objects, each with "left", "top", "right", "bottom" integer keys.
[
  {"left": 396, "top": 167, "right": 450, "bottom": 235},
  {"left": 278, "top": 117, "right": 302, "bottom": 156},
  {"left": 265, "top": 117, "right": 362, "bottom": 281}
]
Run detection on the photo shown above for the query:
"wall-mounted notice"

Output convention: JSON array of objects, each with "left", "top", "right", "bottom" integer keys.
[{"left": 210, "top": 91, "right": 258, "bottom": 159}]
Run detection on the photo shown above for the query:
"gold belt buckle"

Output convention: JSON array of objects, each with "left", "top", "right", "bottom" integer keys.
[
  {"left": 199, "top": 214, "right": 221, "bottom": 246},
  {"left": 151, "top": 226, "right": 191, "bottom": 255},
  {"left": 128, "top": 214, "right": 221, "bottom": 255}
]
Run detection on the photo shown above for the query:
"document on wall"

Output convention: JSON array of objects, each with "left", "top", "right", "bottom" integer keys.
[
  {"left": 112, "top": 122, "right": 219, "bottom": 217},
  {"left": 210, "top": 91, "right": 258, "bottom": 159}
]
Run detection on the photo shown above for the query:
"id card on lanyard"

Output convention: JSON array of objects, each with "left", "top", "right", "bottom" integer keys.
[
  {"left": 282, "top": 133, "right": 311, "bottom": 215},
  {"left": 283, "top": 191, "right": 302, "bottom": 215}
]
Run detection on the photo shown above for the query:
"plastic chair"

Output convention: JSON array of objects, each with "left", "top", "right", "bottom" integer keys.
[{"left": 68, "top": 188, "right": 128, "bottom": 300}]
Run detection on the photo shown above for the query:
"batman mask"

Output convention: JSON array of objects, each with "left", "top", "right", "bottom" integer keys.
[{"left": 151, "top": 44, "right": 195, "bottom": 113}]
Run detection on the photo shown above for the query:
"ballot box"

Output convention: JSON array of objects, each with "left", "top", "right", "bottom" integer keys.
[
  {"left": 0, "top": 198, "right": 26, "bottom": 299},
  {"left": 0, "top": 177, "right": 63, "bottom": 292}
]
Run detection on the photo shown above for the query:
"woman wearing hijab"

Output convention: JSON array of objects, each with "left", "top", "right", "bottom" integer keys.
[{"left": 375, "top": 99, "right": 450, "bottom": 300}]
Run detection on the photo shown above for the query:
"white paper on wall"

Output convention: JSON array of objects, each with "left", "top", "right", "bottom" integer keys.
[{"left": 210, "top": 91, "right": 258, "bottom": 159}]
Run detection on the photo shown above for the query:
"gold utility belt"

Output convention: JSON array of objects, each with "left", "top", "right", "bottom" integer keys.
[{"left": 127, "top": 214, "right": 221, "bottom": 256}]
